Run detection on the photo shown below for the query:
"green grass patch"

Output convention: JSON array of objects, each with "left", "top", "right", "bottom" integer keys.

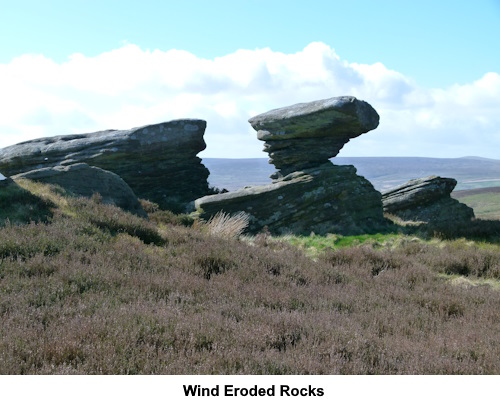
[
  {"left": 0, "top": 180, "right": 55, "bottom": 225},
  {"left": 454, "top": 190, "right": 500, "bottom": 220},
  {"left": 283, "top": 232, "right": 405, "bottom": 253}
]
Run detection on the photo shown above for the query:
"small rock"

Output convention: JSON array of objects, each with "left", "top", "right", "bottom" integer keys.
[{"left": 381, "top": 175, "right": 474, "bottom": 224}]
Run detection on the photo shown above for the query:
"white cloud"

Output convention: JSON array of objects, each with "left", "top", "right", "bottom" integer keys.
[{"left": 0, "top": 42, "right": 499, "bottom": 159}]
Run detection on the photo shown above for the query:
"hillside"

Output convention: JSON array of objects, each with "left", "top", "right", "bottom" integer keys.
[
  {"left": 453, "top": 187, "right": 500, "bottom": 220},
  {"left": 1, "top": 179, "right": 500, "bottom": 374},
  {"left": 203, "top": 156, "right": 500, "bottom": 192}
]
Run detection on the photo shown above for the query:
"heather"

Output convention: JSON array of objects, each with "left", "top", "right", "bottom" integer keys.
[{"left": 1, "top": 180, "right": 500, "bottom": 374}]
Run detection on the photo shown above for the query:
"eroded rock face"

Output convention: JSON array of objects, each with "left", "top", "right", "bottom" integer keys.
[
  {"left": 382, "top": 176, "right": 474, "bottom": 224},
  {"left": 0, "top": 120, "right": 210, "bottom": 212},
  {"left": 12, "top": 163, "right": 146, "bottom": 216},
  {"left": 248, "top": 96, "right": 380, "bottom": 178},
  {"left": 196, "top": 162, "right": 386, "bottom": 235},
  {"left": 196, "top": 96, "right": 386, "bottom": 236}
]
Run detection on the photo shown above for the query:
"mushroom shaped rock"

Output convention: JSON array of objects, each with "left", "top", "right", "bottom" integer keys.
[{"left": 248, "top": 96, "right": 379, "bottom": 177}]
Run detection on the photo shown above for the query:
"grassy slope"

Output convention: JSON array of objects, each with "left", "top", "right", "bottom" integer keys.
[
  {"left": 1, "top": 180, "right": 500, "bottom": 374},
  {"left": 453, "top": 187, "right": 500, "bottom": 220}
]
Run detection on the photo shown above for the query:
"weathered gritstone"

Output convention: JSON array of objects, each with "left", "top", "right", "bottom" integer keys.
[
  {"left": 196, "top": 96, "right": 386, "bottom": 235},
  {"left": 382, "top": 175, "right": 474, "bottom": 224},
  {"left": 0, "top": 120, "right": 210, "bottom": 212},
  {"left": 248, "top": 96, "right": 380, "bottom": 177},
  {"left": 12, "top": 163, "right": 146, "bottom": 216},
  {"left": 196, "top": 162, "right": 386, "bottom": 236}
]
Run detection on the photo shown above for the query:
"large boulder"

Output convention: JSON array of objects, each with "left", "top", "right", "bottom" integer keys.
[
  {"left": 0, "top": 120, "right": 210, "bottom": 212},
  {"left": 12, "top": 163, "right": 146, "bottom": 216},
  {"left": 196, "top": 162, "right": 386, "bottom": 235},
  {"left": 382, "top": 176, "right": 474, "bottom": 224},
  {"left": 248, "top": 96, "right": 380, "bottom": 178}
]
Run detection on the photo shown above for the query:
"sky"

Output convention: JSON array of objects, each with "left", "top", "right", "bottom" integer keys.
[{"left": 0, "top": 0, "right": 499, "bottom": 159}]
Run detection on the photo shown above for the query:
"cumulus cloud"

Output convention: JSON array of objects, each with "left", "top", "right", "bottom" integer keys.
[{"left": 0, "top": 42, "right": 499, "bottom": 159}]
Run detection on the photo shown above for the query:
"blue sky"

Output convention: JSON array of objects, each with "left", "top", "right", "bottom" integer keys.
[{"left": 1, "top": 0, "right": 499, "bottom": 158}]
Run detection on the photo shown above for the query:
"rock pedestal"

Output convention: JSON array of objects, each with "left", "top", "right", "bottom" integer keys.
[
  {"left": 0, "top": 120, "right": 210, "bottom": 212},
  {"left": 196, "top": 162, "right": 385, "bottom": 235},
  {"left": 196, "top": 96, "right": 387, "bottom": 235},
  {"left": 381, "top": 176, "right": 474, "bottom": 224}
]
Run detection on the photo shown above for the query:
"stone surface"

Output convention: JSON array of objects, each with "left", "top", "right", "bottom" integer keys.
[
  {"left": 382, "top": 175, "right": 474, "bottom": 224},
  {"left": 0, "top": 120, "right": 210, "bottom": 212},
  {"left": 12, "top": 163, "right": 146, "bottom": 216},
  {"left": 196, "top": 162, "right": 387, "bottom": 236},
  {"left": 248, "top": 96, "right": 379, "bottom": 177}
]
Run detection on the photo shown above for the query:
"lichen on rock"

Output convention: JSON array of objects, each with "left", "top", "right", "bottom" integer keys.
[{"left": 248, "top": 96, "right": 380, "bottom": 177}]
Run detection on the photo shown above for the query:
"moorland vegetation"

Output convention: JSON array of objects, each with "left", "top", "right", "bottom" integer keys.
[{"left": 1, "top": 179, "right": 500, "bottom": 374}]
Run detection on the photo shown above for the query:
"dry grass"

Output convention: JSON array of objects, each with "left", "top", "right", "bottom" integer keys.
[
  {"left": 201, "top": 211, "right": 250, "bottom": 239},
  {"left": 0, "top": 181, "right": 500, "bottom": 374}
]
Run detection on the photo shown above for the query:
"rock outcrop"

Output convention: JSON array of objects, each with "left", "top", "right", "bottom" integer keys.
[
  {"left": 381, "top": 176, "right": 474, "bottom": 224},
  {"left": 12, "top": 163, "right": 146, "bottom": 216},
  {"left": 196, "top": 163, "right": 385, "bottom": 235},
  {"left": 0, "top": 120, "right": 210, "bottom": 212},
  {"left": 248, "top": 96, "right": 380, "bottom": 178},
  {"left": 196, "top": 96, "right": 387, "bottom": 235}
]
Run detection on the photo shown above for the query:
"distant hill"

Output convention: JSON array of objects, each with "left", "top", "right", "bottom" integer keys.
[{"left": 202, "top": 156, "right": 500, "bottom": 192}]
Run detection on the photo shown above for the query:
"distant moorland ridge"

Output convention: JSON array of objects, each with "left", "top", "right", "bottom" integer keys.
[{"left": 203, "top": 156, "right": 500, "bottom": 192}]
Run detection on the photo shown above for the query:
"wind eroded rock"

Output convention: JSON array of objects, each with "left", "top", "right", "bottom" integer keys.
[
  {"left": 248, "top": 96, "right": 380, "bottom": 177},
  {"left": 0, "top": 120, "right": 210, "bottom": 212},
  {"left": 196, "top": 162, "right": 386, "bottom": 235},
  {"left": 382, "top": 176, "right": 474, "bottom": 224}
]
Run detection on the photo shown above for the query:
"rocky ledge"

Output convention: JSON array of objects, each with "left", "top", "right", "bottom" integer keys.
[
  {"left": 382, "top": 176, "right": 474, "bottom": 224},
  {"left": 0, "top": 120, "right": 210, "bottom": 212}
]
